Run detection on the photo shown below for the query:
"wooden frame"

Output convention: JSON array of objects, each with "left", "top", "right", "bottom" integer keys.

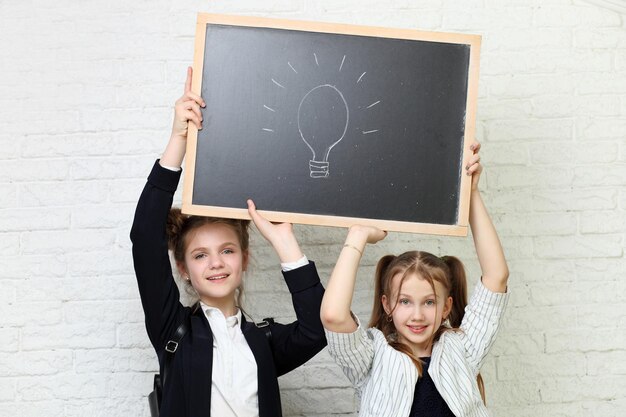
[{"left": 183, "top": 13, "right": 481, "bottom": 236}]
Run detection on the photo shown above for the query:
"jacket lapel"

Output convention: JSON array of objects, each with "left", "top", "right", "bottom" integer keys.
[{"left": 241, "top": 316, "right": 281, "bottom": 417}]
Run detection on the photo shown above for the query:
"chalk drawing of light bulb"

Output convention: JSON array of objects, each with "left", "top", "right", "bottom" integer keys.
[{"left": 297, "top": 84, "right": 349, "bottom": 178}]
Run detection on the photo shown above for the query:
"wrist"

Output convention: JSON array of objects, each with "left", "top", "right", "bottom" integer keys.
[
  {"left": 347, "top": 226, "right": 368, "bottom": 244},
  {"left": 273, "top": 238, "right": 304, "bottom": 264}
]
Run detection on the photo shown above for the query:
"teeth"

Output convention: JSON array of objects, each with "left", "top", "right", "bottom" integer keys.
[{"left": 208, "top": 275, "right": 227, "bottom": 280}]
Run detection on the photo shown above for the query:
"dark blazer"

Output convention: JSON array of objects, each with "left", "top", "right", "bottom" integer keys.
[{"left": 131, "top": 161, "right": 327, "bottom": 417}]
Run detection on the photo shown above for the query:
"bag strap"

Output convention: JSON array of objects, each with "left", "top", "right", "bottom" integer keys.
[
  {"left": 161, "top": 313, "right": 191, "bottom": 386},
  {"left": 256, "top": 317, "right": 274, "bottom": 342},
  {"left": 161, "top": 313, "right": 271, "bottom": 386}
]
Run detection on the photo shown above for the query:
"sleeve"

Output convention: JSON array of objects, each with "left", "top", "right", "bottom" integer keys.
[
  {"left": 265, "top": 261, "right": 328, "bottom": 376},
  {"left": 280, "top": 255, "right": 309, "bottom": 272},
  {"left": 459, "top": 279, "right": 509, "bottom": 372},
  {"left": 130, "top": 160, "right": 186, "bottom": 353},
  {"left": 324, "top": 315, "right": 375, "bottom": 389}
]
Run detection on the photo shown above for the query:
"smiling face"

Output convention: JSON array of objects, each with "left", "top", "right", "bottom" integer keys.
[
  {"left": 178, "top": 222, "right": 249, "bottom": 316},
  {"left": 382, "top": 272, "right": 452, "bottom": 357}
]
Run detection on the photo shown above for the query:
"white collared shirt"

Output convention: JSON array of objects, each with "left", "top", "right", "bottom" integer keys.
[
  {"left": 199, "top": 256, "right": 309, "bottom": 417},
  {"left": 201, "top": 304, "right": 259, "bottom": 417}
]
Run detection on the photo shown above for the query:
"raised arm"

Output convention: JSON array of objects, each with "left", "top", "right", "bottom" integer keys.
[
  {"left": 130, "top": 67, "right": 205, "bottom": 349},
  {"left": 466, "top": 142, "right": 509, "bottom": 293},
  {"left": 247, "top": 199, "right": 326, "bottom": 375},
  {"left": 160, "top": 66, "right": 205, "bottom": 168},
  {"left": 320, "top": 225, "right": 387, "bottom": 333}
]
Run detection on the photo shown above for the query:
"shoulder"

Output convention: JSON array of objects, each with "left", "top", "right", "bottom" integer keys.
[
  {"left": 435, "top": 329, "right": 464, "bottom": 348},
  {"left": 367, "top": 327, "right": 389, "bottom": 346}
]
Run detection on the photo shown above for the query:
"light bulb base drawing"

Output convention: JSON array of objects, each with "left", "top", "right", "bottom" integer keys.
[{"left": 309, "top": 160, "right": 330, "bottom": 178}]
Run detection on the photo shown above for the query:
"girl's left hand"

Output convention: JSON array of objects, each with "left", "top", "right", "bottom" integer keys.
[
  {"left": 247, "top": 199, "right": 303, "bottom": 263},
  {"left": 466, "top": 140, "right": 483, "bottom": 191}
]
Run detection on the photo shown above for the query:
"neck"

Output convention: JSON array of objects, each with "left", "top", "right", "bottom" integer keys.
[
  {"left": 413, "top": 345, "right": 433, "bottom": 358},
  {"left": 200, "top": 296, "right": 238, "bottom": 317},
  {"left": 397, "top": 334, "right": 433, "bottom": 358}
]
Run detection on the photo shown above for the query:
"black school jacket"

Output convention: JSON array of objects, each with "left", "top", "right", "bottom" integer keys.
[{"left": 130, "top": 161, "right": 327, "bottom": 417}]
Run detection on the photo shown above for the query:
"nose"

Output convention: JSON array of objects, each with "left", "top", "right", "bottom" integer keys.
[
  {"left": 412, "top": 305, "right": 425, "bottom": 321},
  {"left": 208, "top": 254, "right": 225, "bottom": 269}
]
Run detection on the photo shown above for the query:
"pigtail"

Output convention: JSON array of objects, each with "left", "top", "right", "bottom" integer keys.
[
  {"left": 440, "top": 255, "right": 468, "bottom": 328},
  {"left": 368, "top": 255, "right": 395, "bottom": 330},
  {"left": 441, "top": 255, "right": 486, "bottom": 404}
]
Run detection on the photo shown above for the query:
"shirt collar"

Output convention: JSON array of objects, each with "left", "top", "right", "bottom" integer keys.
[{"left": 199, "top": 302, "right": 241, "bottom": 328}]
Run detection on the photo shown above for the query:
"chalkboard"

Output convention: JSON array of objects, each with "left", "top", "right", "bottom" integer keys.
[{"left": 182, "top": 14, "right": 481, "bottom": 236}]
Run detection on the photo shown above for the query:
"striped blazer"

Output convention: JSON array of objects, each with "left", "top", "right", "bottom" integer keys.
[{"left": 325, "top": 281, "right": 509, "bottom": 417}]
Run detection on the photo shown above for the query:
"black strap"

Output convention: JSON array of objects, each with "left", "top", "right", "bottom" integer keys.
[
  {"left": 161, "top": 316, "right": 190, "bottom": 386},
  {"left": 256, "top": 317, "right": 274, "bottom": 342},
  {"left": 160, "top": 313, "right": 270, "bottom": 390},
  {"left": 151, "top": 316, "right": 190, "bottom": 415}
]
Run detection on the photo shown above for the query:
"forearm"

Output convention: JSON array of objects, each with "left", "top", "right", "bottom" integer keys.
[
  {"left": 320, "top": 228, "right": 367, "bottom": 333},
  {"left": 272, "top": 235, "right": 305, "bottom": 264},
  {"left": 159, "top": 135, "right": 186, "bottom": 168},
  {"left": 469, "top": 190, "right": 509, "bottom": 293},
  {"left": 274, "top": 262, "right": 327, "bottom": 376}
]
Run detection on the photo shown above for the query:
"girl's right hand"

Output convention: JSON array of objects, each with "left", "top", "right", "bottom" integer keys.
[{"left": 171, "top": 66, "right": 205, "bottom": 141}]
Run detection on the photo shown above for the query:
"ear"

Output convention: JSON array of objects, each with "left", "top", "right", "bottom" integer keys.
[
  {"left": 176, "top": 261, "right": 188, "bottom": 279},
  {"left": 443, "top": 296, "right": 453, "bottom": 319},
  {"left": 381, "top": 294, "right": 391, "bottom": 315},
  {"left": 242, "top": 249, "right": 250, "bottom": 272}
]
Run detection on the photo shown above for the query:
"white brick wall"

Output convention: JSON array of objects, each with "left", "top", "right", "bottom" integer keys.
[{"left": 1, "top": 0, "right": 624, "bottom": 416}]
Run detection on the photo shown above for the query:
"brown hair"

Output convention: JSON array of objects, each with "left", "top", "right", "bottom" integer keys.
[
  {"left": 166, "top": 208, "right": 251, "bottom": 306},
  {"left": 368, "top": 251, "right": 485, "bottom": 403}
]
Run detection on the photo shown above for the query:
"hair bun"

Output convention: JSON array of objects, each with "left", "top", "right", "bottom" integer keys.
[{"left": 167, "top": 208, "right": 187, "bottom": 251}]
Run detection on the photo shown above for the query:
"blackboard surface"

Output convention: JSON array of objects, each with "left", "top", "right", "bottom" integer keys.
[{"left": 184, "top": 14, "right": 480, "bottom": 235}]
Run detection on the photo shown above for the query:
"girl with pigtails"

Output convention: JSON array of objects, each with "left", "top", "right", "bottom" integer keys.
[{"left": 320, "top": 142, "right": 509, "bottom": 417}]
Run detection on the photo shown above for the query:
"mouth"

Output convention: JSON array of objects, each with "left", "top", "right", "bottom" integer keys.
[
  {"left": 407, "top": 325, "right": 428, "bottom": 334},
  {"left": 206, "top": 274, "right": 229, "bottom": 282}
]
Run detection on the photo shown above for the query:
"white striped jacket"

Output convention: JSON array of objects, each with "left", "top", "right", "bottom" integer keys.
[{"left": 325, "top": 281, "right": 509, "bottom": 417}]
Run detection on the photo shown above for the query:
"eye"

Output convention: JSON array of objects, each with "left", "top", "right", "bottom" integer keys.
[
  {"left": 193, "top": 253, "right": 206, "bottom": 260},
  {"left": 425, "top": 299, "right": 436, "bottom": 307},
  {"left": 221, "top": 248, "right": 235, "bottom": 255},
  {"left": 399, "top": 298, "right": 411, "bottom": 306}
]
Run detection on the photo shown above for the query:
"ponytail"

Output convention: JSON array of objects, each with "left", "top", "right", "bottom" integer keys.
[
  {"left": 441, "top": 254, "right": 485, "bottom": 404},
  {"left": 369, "top": 255, "right": 396, "bottom": 331},
  {"left": 440, "top": 256, "right": 468, "bottom": 328}
]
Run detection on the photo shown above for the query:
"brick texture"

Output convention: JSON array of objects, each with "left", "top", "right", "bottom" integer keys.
[{"left": 1, "top": 1, "right": 624, "bottom": 416}]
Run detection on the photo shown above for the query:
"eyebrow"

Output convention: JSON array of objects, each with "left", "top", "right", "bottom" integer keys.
[
  {"left": 398, "top": 293, "right": 436, "bottom": 299},
  {"left": 190, "top": 242, "right": 240, "bottom": 252}
]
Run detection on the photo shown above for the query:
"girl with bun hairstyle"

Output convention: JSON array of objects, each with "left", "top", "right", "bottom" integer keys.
[{"left": 131, "top": 68, "right": 326, "bottom": 417}]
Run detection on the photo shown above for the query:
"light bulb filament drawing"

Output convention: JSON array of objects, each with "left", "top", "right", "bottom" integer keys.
[{"left": 297, "top": 84, "right": 349, "bottom": 178}]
